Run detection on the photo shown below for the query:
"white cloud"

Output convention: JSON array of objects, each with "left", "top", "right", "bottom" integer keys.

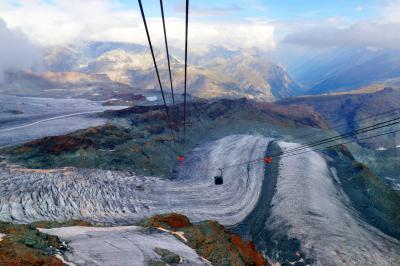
[
  {"left": 0, "top": 18, "right": 41, "bottom": 80},
  {"left": 0, "top": 0, "right": 138, "bottom": 46},
  {"left": 381, "top": 0, "right": 400, "bottom": 23},
  {"left": 173, "top": 3, "right": 243, "bottom": 17},
  {"left": 283, "top": 21, "right": 400, "bottom": 49},
  {"left": 282, "top": 1, "right": 400, "bottom": 49},
  {"left": 0, "top": 0, "right": 276, "bottom": 52}
]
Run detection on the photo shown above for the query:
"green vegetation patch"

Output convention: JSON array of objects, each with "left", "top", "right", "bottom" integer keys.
[
  {"left": 0, "top": 222, "right": 63, "bottom": 265},
  {"left": 30, "top": 219, "right": 91, "bottom": 229},
  {"left": 153, "top": 247, "right": 181, "bottom": 264},
  {"left": 0, "top": 219, "right": 90, "bottom": 265},
  {"left": 2, "top": 99, "right": 327, "bottom": 177}
]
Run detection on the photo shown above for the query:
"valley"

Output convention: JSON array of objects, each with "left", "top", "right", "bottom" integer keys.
[
  {"left": 2, "top": 0, "right": 400, "bottom": 265},
  {"left": 1, "top": 96, "right": 400, "bottom": 265},
  {"left": 0, "top": 29, "right": 399, "bottom": 266},
  {"left": 0, "top": 94, "right": 128, "bottom": 147}
]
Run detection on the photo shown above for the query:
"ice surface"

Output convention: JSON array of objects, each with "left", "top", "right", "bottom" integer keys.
[
  {"left": 0, "top": 94, "right": 127, "bottom": 147},
  {"left": 267, "top": 141, "right": 400, "bottom": 265},
  {"left": 2, "top": 136, "right": 399, "bottom": 264},
  {"left": 0, "top": 135, "right": 269, "bottom": 226},
  {"left": 39, "top": 226, "right": 208, "bottom": 266}
]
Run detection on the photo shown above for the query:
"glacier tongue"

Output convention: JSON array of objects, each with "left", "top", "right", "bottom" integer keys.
[
  {"left": 0, "top": 135, "right": 268, "bottom": 226},
  {"left": 268, "top": 141, "right": 400, "bottom": 265},
  {"left": 39, "top": 226, "right": 208, "bottom": 266}
]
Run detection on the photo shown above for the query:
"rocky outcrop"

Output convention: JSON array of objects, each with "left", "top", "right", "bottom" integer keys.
[
  {"left": 0, "top": 222, "right": 64, "bottom": 265},
  {"left": 144, "top": 213, "right": 269, "bottom": 266}
]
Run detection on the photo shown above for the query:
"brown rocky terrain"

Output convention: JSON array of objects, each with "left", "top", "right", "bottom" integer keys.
[{"left": 144, "top": 213, "right": 269, "bottom": 266}]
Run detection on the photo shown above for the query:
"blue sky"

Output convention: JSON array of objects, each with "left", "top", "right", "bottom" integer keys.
[
  {"left": 1, "top": 0, "right": 399, "bottom": 76},
  {"left": 1, "top": 0, "right": 399, "bottom": 51},
  {"left": 118, "top": 0, "right": 378, "bottom": 21}
]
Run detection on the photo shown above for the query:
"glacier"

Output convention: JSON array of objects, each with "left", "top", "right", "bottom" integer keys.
[
  {"left": 1, "top": 135, "right": 399, "bottom": 265},
  {"left": 267, "top": 141, "right": 400, "bottom": 265}
]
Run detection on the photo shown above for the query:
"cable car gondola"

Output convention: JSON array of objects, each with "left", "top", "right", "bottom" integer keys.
[{"left": 214, "top": 168, "right": 223, "bottom": 185}]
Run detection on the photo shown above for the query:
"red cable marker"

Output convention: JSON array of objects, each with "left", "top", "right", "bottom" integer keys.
[
  {"left": 177, "top": 155, "right": 185, "bottom": 162},
  {"left": 263, "top": 157, "right": 273, "bottom": 164}
]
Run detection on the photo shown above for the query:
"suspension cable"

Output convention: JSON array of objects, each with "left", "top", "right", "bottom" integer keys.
[
  {"left": 181, "top": 116, "right": 400, "bottom": 171},
  {"left": 184, "top": 101, "right": 400, "bottom": 157},
  {"left": 220, "top": 127, "right": 400, "bottom": 178},
  {"left": 220, "top": 126, "right": 400, "bottom": 171},
  {"left": 182, "top": 0, "right": 189, "bottom": 152},
  {"left": 138, "top": 0, "right": 178, "bottom": 153},
  {"left": 234, "top": 126, "right": 400, "bottom": 169},
  {"left": 159, "top": 0, "right": 175, "bottom": 106},
  {"left": 275, "top": 116, "right": 400, "bottom": 156},
  {"left": 289, "top": 106, "right": 400, "bottom": 141}
]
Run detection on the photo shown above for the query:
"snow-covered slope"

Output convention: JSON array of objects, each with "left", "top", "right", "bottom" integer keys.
[{"left": 267, "top": 142, "right": 400, "bottom": 265}]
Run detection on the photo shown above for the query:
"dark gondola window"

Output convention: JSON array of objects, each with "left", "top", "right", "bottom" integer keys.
[{"left": 214, "top": 175, "right": 223, "bottom": 185}]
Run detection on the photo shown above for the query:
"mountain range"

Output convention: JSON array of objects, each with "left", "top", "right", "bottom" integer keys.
[
  {"left": 0, "top": 42, "right": 302, "bottom": 102},
  {"left": 291, "top": 47, "right": 400, "bottom": 94},
  {"left": 280, "top": 86, "right": 400, "bottom": 149}
]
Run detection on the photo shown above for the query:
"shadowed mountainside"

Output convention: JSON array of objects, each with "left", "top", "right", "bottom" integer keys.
[
  {"left": 279, "top": 87, "right": 400, "bottom": 149},
  {"left": 2, "top": 98, "right": 328, "bottom": 176},
  {"left": 291, "top": 47, "right": 400, "bottom": 94}
]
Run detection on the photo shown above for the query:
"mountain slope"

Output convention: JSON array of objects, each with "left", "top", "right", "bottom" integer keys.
[
  {"left": 292, "top": 48, "right": 400, "bottom": 94},
  {"left": 86, "top": 43, "right": 302, "bottom": 101},
  {"left": 0, "top": 43, "right": 302, "bottom": 101},
  {"left": 279, "top": 87, "right": 400, "bottom": 149}
]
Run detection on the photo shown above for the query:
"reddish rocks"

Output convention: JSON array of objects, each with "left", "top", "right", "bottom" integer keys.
[
  {"left": 145, "top": 213, "right": 192, "bottom": 229},
  {"left": 144, "top": 213, "right": 269, "bottom": 266},
  {"left": 230, "top": 234, "right": 268, "bottom": 266}
]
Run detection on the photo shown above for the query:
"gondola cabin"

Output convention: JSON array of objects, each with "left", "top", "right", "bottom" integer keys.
[{"left": 214, "top": 169, "right": 223, "bottom": 185}]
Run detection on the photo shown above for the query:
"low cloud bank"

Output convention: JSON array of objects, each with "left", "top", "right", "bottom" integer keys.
[
  {"left": 283, "top": 21, "right": 400, "bottom": 49},
  {"left": 0, "top": 0, "right": 276, "bottom": 53},
  {"left": 0, "top": 19, "right": 41, "bottom": 80}
]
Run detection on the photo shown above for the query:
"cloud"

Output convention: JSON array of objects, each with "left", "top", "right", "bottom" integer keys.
[
  {"left": 283, "top": 21, "right": 400, "bottom": 49},
  {"left": 282, "top": 1, "right": 400, "bottom": 49},
  {"left": 0, "top": 0, "right": 276, "bottom": 53},
  {"left": 0, "top": 18, "right": 41, "bottom": 80},
  {"left": 173, "top": 3, "right": 243, "bottom": 17},
  {"left": 381, "top": 0, "right": 400, "bottom": 23},
  {"left": 0, "top": 0, "right": 138, "bottom": 46}
]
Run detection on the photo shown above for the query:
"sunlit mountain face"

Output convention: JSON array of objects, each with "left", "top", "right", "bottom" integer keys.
[
  {"left": 1, "top": 1, "right": 400, "bottom": 265},
  {"left": 0, "top": 42, "right": 302, "bottom": 102}
]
